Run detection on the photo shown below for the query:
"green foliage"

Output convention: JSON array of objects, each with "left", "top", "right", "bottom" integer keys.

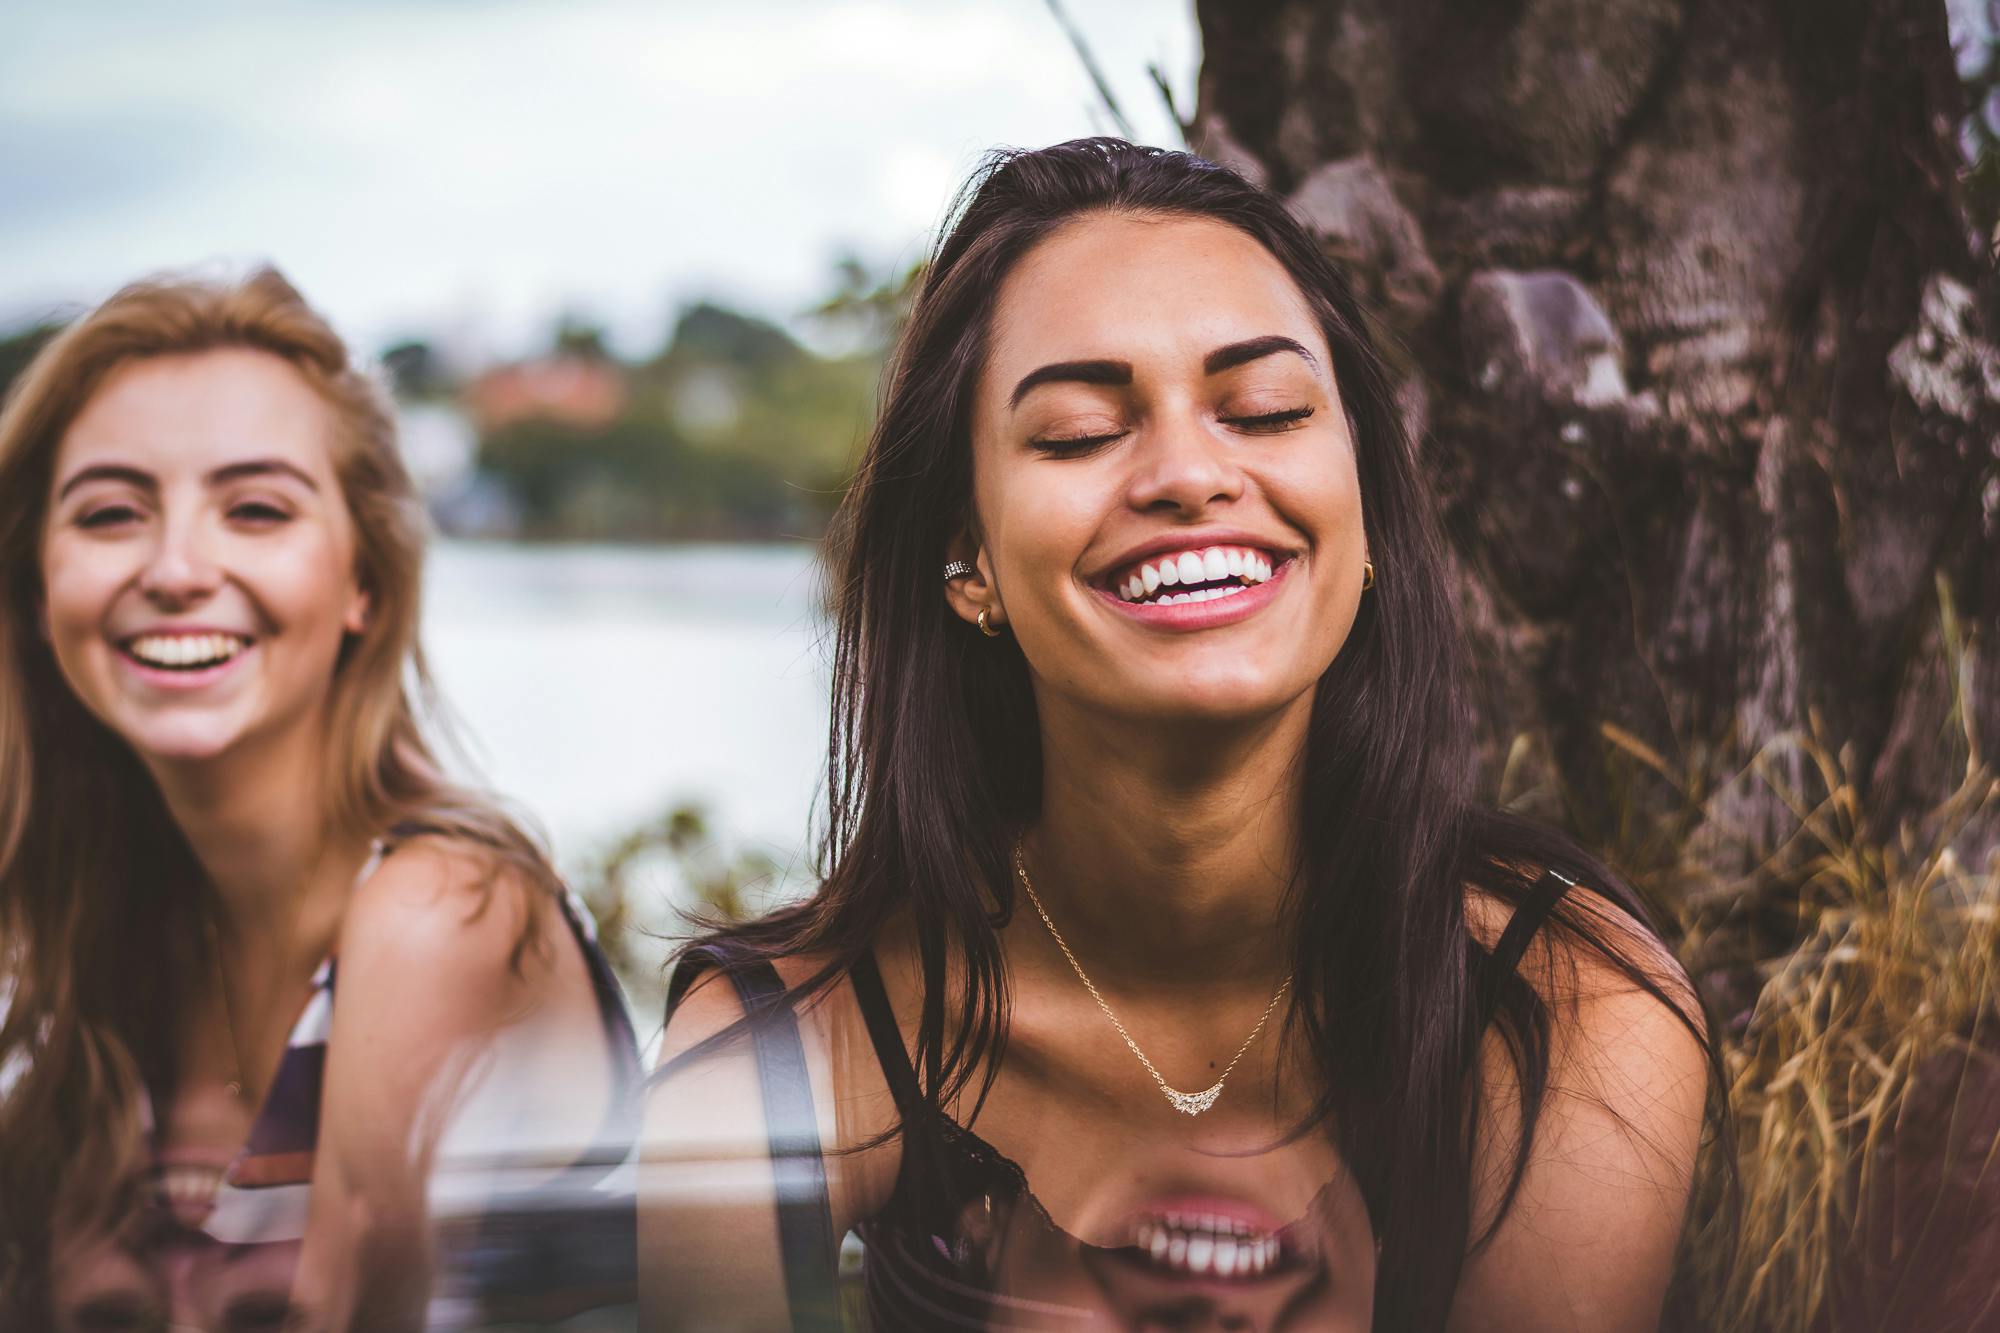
[
  {"left": 470, "top": 271, "right": 898, "bottom": 542},
  {"left": 0, "top": 323, "right": 61, "bottom": 406},
  {"left": 570, "top": 801, "right": 782, "bottom": 1010}
]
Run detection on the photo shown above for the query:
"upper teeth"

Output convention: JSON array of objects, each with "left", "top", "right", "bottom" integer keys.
[
  {"left": 1133, "top": 1215, "right": 1282, "bottom": 1279},
  {"left": 127, "top": 633, "right": 249, "bottom": 668},
  {"left": 1116, "top": 546, "right": 1274, "bottom": 604}
]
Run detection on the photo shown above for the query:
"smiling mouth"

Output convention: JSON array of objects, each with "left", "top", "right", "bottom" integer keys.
[
  {"left": 1125, "top": 1210, "right": 1292, "bottom": 1281},
  {"left": 120, "top": 632, "right": 254, "bottom": 671},
  {"left": 1107, "top": 545, "right": 1281, "bottom": 607}
]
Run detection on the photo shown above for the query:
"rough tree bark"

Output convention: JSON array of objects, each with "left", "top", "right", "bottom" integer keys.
[{"left": 1192, "top": 0, "right": 2000, "bottom": 900}]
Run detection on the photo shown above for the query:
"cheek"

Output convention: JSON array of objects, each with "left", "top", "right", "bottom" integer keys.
[
  {"left": 37, "top": 536, "right": 125, "bottom": 647},
  {"left": 245, "top": 532, "right": 360, "bottom": 635},
  {"left": 984, "top": 469, "right": 1106, "bottom": 598}
]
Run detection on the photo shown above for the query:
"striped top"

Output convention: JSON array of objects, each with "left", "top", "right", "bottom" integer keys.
[{"left": 156, "top": 839, "right": 641, "bottom": 1327}]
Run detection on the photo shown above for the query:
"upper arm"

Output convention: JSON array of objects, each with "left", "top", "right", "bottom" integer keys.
[
  {"left": 296, "top": 840, "right": 580, "bottom": 1326},
  {"left": 1450, "top": 887, "right": 1712, "bottom": 1333},
  {"left": 638, "top": 958, "right": 900, "bottom": 1332},
  {"left": 639, "top": 970, "right": 795, "bottom": 1332}
]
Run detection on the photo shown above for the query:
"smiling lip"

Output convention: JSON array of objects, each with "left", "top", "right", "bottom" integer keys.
[
  {"left": 113, "top": 625, "right": 256, "bottom": 688},
  {"left": 1094, "top": 555, "right": 1292, "bottom": 630},
  {"left": 1114, "top": 1195, "right": 1298, "bottom": 1283}
]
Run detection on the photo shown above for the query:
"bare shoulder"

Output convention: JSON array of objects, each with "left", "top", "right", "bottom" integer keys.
[
  {"left": 650, "top": 941, "right": 903, "bottom": 1229},
  {"left": 1465, "top": 871, "right": 1703, "bottom": 1031},
  {"left": 337, "top": 835, "right": 563, "bottom": 1016},
  {"left": 1452, "top": 871, "right": 1712, "bottom": 1331}
]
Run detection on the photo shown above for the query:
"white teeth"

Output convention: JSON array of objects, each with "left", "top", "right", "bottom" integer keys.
[
  {"left": 1115, "top": 547, "right": 1279, "bottom": 606},
  {"left": 127, "top": 633, "right": 247, "bottom": 669},
  {"left": 1134, "top": 1214, "right": 1282, "bottom": 1280}
]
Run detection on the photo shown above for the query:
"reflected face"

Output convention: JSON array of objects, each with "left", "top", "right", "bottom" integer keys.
[
  {"left": 39, "top": 349, "right": 368, "bottom": 767},
  {"left": 51, "top": 1206, "right": 299, "bottom": 1333},
  {"left": 951, "top": 1178, "right": 1374, "bottom": 1331},
  {"left": 957, "top": 212, "right": 1367, "bottom": 727}
]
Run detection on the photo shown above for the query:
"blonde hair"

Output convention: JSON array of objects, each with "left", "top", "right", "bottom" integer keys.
[{"left": 0, "top": 268, "right": 557, "bottom": 1311}]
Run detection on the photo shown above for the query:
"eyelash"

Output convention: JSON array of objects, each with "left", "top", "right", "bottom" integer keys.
[
  {"left": 1030, "top": 406, "right": 1315, "bottom": 452},
  {"left": 76, "top": 504, "right": 139, "bottom": 529},
  {"left": 72, "top": 500, "right": 293, "bottom": 529}
]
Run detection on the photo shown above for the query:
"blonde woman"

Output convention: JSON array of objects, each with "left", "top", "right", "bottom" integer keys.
[{"left": 0, "top": 270, "right": 638, "bottom": 1331}]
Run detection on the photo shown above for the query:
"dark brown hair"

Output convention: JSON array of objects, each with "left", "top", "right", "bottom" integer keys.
[{"left": 673, "top": 139, "right": 1723, "bottom": 1330}]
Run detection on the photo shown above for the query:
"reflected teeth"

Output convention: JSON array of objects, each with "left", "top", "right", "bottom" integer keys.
[
  {"left": 1131, "top": 1216, "right": 1282, "bottom": 1279},
  {"left": 1116, "top": 547, "right": 1276, "bottom": 604},
  {"left": 125, "top": 632, "right": 250, "bottom": 669},
  {"left": 156, "top": 1163, "right": 223, "bottom": 1207}
]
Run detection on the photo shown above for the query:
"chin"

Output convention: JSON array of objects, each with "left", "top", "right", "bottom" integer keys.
[
  {"left": 113, "top": 716, "right": 253, "bottom": 767},
  {"left": 1129, "top": 684, "right": 1304, "bottom": 727}
]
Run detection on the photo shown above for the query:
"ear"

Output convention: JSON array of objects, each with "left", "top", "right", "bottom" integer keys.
[
  {"left": 942, "top": 526, "right": 1004, "bottom": 631},
  {"left": 344, "top": 586, "right": 371, "bottom": 636}
]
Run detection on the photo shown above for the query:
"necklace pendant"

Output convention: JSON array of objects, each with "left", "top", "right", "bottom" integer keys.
[{"left": 1165, "top": 1081, "right": 1225, "bottom": 1116}]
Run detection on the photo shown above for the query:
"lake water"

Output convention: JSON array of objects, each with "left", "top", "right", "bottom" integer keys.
[{"left": 422, "top": 540, "right": 832, "bottom": 887}]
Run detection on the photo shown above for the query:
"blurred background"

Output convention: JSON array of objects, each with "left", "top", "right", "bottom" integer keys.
[
  {"left": 0, "top": 0, "right": 1199, "bottom": 1018},
  {"left": 5, "top": 4, "right": 2000, "bottom": 1325}
]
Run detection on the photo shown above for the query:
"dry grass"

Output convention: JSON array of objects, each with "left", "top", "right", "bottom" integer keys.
[
  {"left": 1561, "top": 579, "right": 2000, "bottom": 1330},
  {"left": 1677, "top": 728, "right": 2000, "bottom": 1331}
]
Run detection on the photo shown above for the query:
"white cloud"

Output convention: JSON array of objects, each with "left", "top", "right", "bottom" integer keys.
[{"left": 0, "top": 0, "right": 1199, "bottom": 358}]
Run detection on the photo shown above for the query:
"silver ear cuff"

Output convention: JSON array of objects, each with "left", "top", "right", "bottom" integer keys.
[{"left": 942, "top": 560, "right": 976, "bottom": 581}]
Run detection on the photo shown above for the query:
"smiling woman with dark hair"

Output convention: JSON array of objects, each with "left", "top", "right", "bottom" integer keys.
[{"left": 642, "top": 138, "right": 1719, "bottom": 1333}]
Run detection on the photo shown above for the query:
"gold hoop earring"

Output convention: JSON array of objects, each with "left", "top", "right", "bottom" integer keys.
[
  {"left": 1362, "top": 560, "right": 1376, "bottom": 591},
  {"left": 977, "top": 609, "right": 1002, "bottom": 637}
]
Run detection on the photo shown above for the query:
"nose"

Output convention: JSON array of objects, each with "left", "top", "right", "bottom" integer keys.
[
  {"left": 1124, "top": 407, "right": 1245, "bottom": 516},
  {"left": 136, "top": 515, "right": 223, "bottom": 609}
]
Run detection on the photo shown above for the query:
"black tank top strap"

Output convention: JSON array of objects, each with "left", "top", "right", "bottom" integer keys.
[
  {"left": 661, "top": 950, "right": 841, "bottom": 1333},
  {"left": 849, "top": 949, "right": 925, "bottom": 1117},
  {"left": 1478, "top": 864, "right": 1576, "bottom": 1029}
]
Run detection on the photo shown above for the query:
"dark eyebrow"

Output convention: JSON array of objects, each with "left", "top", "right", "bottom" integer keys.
[
  {"left": 1204, "top": 335, "right": 1319, "bottom": 375},
  {"left": 1009, "top": 359, "right": 1132, "bottom": 410},
  {"left": 207, "top": 459, "right": 320, "bottom": 491},
  {"left": 56, "top": 463, "right": 156, "bottom": 501},
  {"left": 1007, "top": 337, "right": 1319, "bottom": 411},
  {"left": 55, "top": 458, "right": 321, "bottom": 503}
]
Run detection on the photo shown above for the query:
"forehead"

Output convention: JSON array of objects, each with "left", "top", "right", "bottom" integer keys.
[
  {"left": 56, "top": 347, "right": 338, "bottom": 479},
  {"left": 982, "top": 211, "right": 1327, "bottom": 386}
]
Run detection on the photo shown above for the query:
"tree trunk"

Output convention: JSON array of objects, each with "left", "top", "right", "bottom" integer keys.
[{"left": 1192, "top": 0, "right": 2000, "bottom": 901}]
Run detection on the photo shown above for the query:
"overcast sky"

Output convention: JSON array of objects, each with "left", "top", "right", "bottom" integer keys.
[{"left": 1, "top": 0, "right": 1199, "bottom": 361}]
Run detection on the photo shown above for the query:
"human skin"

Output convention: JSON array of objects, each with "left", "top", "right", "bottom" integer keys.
[
  {"left": 40, "top": 348, "right": 616, "bottom": 1331},
  {"left": 646, "top": 211, "right": 1706, "bottom": 1332}
]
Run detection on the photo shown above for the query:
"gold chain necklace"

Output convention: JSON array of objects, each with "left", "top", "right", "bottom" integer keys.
[
  {"left": 204, "top": 913, "right": 255, "bottom": 1103},
  {"left": 1012, "top": 839, "right": 1291, "bottom": 1116}
]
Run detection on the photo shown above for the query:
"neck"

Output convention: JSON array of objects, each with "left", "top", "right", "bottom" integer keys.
[
  {"left": 145, "top": 712, "right": 368, "bottom": 949},
  {"left": 1021, "top": 692, "right": 1310, "bottom": 991}
]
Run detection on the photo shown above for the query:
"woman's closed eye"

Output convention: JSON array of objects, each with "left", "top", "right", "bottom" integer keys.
[
  {"left": 227, "top": 497, "right": 295, "bottom": 525},
  {"left": 75, "top": 501, "right": 143, "bottom": 530},
  {"left": 1221, "top": 405, "right": 1314, "bottom": 433}
]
